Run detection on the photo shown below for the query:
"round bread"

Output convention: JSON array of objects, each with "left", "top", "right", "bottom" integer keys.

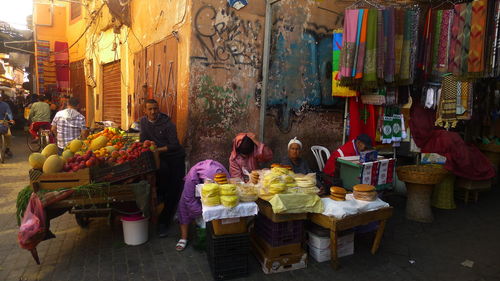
[
  {"left": 330, "top": 195, "right": 346, "bottom": 201},
  {"left": 353, "top": 184, "right": 375, "bottom": 192},
  {"left": 270, "top": 163, "right": 282, "bottom": 168},
  {"left": 330, "top": 186, "right": 347, "bottom": 194},
  {"left": 353, "top": 190, "right": 377, "bottom": 201},
  {"left": 214, "top": 173, "right": 227, "bottom": 179},
  {"left": 282, "top": 165, "right": 293, "bottom": 170}
]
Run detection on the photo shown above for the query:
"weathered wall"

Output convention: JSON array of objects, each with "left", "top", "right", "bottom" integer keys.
[{"left": 187, "top": 0, "right": 348, "bottom": 170}]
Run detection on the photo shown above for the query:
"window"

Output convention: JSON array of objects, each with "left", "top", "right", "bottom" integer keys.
[{"left": 70, "top": 1, "right": 81, "bottom": 20}]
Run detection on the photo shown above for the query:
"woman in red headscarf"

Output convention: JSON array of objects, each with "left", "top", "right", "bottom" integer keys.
[{"left": 229, "top": 133, "right": 273, "bottom": 182}]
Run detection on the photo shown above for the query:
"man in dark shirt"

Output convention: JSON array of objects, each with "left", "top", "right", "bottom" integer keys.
[{"left": 140, "top": 99, "right": 186, "bottom": 237}]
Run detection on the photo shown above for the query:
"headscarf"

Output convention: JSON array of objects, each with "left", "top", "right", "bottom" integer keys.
[
  {"left": 230, "top": 132, "right": 257, "bottom": 162},
  {"left": 288, "top": 137, "right": 303, "bottom": 149}
]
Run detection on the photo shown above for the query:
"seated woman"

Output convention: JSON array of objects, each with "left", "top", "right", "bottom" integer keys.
[
  {"left": 176, "top": 160, "right": 228, "bottom": 251},
  {"left": 229, "top": 132, "right": 273, "bottom": 182},
  {"left": 281, "top": 137, "right": 312, "bottom": 174}
]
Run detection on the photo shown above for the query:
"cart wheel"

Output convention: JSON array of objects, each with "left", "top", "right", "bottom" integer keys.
[{"left": 75, "top": 214, "right": 90, "bottom": 228}]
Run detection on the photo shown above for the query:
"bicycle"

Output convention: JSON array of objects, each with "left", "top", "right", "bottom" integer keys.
[{"left": 27, "top": 122, "right": 53, "bottom": 152}]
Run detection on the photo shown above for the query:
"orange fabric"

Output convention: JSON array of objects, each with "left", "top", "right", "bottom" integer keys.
[{"left": 355, "top": 10, "right": 369, "bottom": 79}]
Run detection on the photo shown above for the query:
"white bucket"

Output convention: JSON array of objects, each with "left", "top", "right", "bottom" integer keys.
[{"left": 121, "top": 215, "right": 149, "bottom": 246}]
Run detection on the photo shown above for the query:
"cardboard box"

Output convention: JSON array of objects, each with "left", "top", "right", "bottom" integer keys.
[
  {"left": 308, "top": 232, "right": 354, "bottom": 263},
  {"left": 211, "top": 217, "right": 248, "bottom": 235},
  {"left": 252, "top": 238, "right": 307, "bottom": 274},
  {"left": 251, "top": 233, "right": 302, "bottom": 258}
]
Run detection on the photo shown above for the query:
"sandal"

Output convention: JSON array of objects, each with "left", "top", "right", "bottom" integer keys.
[{"left": 176, "top": 239, "right": 188, "bottom": 252}]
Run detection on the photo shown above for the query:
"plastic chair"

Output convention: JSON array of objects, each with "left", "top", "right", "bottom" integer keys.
[{"left": 311, "top": 146, "right": 331, "bottom": 171}]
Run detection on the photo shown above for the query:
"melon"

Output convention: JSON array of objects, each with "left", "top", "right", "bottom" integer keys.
[
  {"left": 69, "top": 139, "right": 83, "bottom": 153},
  {"left": 28, "top": 153, "right": 46, "bottom": 169},
  {"left": 90, "top": 136, "right": 108, "bottom": 151},
  {"left": 105, "top": 146, "right": 117, "bottom": 153},
  {"left": 43, "top": 155, "right": 64, "bottom": 173},
  {"left": 62, "top": 150, "right": 74, "bottom": 161},
  {"left": 41, "top": 144, "right": 59, "bottom": 157}
]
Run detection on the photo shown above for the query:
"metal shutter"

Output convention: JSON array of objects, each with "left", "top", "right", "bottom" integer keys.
[{"left": 102, "top": 60, "right": 121, "bottom": 124}]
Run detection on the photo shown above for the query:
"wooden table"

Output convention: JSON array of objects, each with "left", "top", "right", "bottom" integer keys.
[{"left": 308, "top": 207, "right": 393, "bottom": 269}]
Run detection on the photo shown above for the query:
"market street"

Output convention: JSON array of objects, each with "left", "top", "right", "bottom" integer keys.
[{"left": 0, "top": 130, "right": 499, "bottom": 281}]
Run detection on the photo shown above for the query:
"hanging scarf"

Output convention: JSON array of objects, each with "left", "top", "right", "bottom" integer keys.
[
  {"left": 437, "top": 10, "right": 453, "bottom": 74},
  {"left": 340, "top": 9, "right": 359, "bottom": 79},
  {"left": 384, "top": 8, "right": 396, "bottom": 83},
  {"left": 355, "top": 9, "right": 369, "bottom": 80},
  {"left": 461, "top": 3, "right": 473, "bottom": 76},
  {"left": 418, "top": 9, "right": 432, "bottom": 75},
  {"left": 408, "top": 8, "right": 420, "bottom": 84},
  {"left": 430, "top": 10, "right": 443, "bottom": 79},
  {"left": 394, "top": 9, "right": 405, "bottom": 79},
  {"left": 377, "top": 9, "right": 385, "bottom": 81},
  {"left": 449, "top": 4, "right": 465, "bottom": 74},
  {"left": 382, "top": 107, "right": 394, "bottom": 144},
  {"left": 494, "top": 0, "right": 500, "bottom": 77},
  {"left": 486, "top": 0, "right": 500, "bottom": 77},
  {"left": 362, "top": 9, "right": 378, "bottom": 88},
  {"left": 351, "top": 10, "right": 365, "bottom": 78},
  {"left": 400, "top": 10, "right": 412, "bottom": 85},
  {"left": 468, "top": 0, "right": 488, "bottom": 77},
  {"left": 333, "top": 29, "right": 357, "bottom": 97},
  {"left": 436, "top": 74, "right": 459, "bottom": 128},
  {"left": 456, "top": 80, "right": 472, "bottom": 120}
]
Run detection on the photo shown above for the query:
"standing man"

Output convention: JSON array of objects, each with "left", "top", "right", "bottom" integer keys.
[
  {"left": 140, "top": 99, "right": 186, "bottom": 238},
  {"left": 28, "top": 95, "right": 52, "bottom": 141},
  {"left": 0, "top": 94, "right": 14, "bottom": 157},
  {"left": 51, "top": 97, "right": 88, "bottom": 151}
]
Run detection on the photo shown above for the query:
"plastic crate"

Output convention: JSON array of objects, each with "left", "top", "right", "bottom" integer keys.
[
  {"left": 254, "top": 214, "right": 304, "bottom": 247},
  {"left": 207, "top": 222, "right": 250, "bottom": 257},
  {"left": 207, "top": 252, "right": 248, "bottom": 280},
  {"left": 337, "top": 157, "right": 392, "bottom": 190},
  {"left": 91, "top": 151, "right": 157, "bottom": 183}
]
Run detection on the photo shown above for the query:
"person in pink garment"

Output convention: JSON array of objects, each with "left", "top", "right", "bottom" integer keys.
[
  {"left": 229, "top": 132, "right": 273, "bottom": 182},
  {"left": 175, "top": 160, "right": 228, "bottom": 251}
]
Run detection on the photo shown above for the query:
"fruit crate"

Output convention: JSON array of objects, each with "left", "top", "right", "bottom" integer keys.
[
  {"left": 207, "top": 222, "right": 250, "bottom": 257},
  {"left": 29, "top": 168, "right": 90, "bottom": 191},
  {"left": 207, "top": 222, "right": 249, "bottom": 280},
  {"left": 254, "top": 214, "right": 304, "bottom": 247},
  {"left": 91, "top": 151, "right": 158, "bottom": 183}
]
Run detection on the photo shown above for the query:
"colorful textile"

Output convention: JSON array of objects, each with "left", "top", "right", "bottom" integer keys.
[
  {"left": 394, "top": 9, "right": 405, "bottom": 79},
  {"left": 355, "top": 9, "right": 369, "bottom": 79},
  {"left": 400, "top": 10, "right": 412, "bottom": 84},
  {"left": 437, "top": 10, "right": 453, "bottom": 74},
  {"left": 333, "top": 30, "right": 357, "bottom": 97},
  {"left": 340, "top": 9, "right": 359, "bottom": 79},
  {"left": 468, "top": 0, "right": 488, "bottom": 76},
  {"left": 54, "top": 41, "right": 69, "bottom": 90},
  {"left": 493, "top": 0, "right": 500, "bottom": 76},
  {"left": 362, "top": 9, "right": 378, "bottom": 88},
  {"left": 419, "top": 9, "right": 433, "bottom": 77},
  {"left": 461, "top": 3, "right": 473, "bottom": 76},
  {"left": 408, "top": 9, "right": 420, "bottom": 84},
  {"left": 435, "top": 75, "right": 459, "bottom": 128},
  {"left": 449, "top": 4, "right": 465, "bottom": 74},
  {"left": 384, "top": 8, "right": 396, "bottom": 82},
  {"left": 430, "top": 10, "right": 443, "bottom": 78},
  {"left": 361, "top": 162, "right": 379, "bottom": 186},
  {"left": 377, "top": 9, "right": 385, "bottom": 80}
]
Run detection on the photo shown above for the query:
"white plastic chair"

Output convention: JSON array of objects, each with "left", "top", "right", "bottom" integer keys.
[{"left": 311, "top": 145, "right": 331, "bottom": 171}]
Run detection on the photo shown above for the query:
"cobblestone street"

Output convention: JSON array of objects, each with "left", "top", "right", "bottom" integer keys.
[{"left": 1, "top": 130, "right": 500, "bottom": 281}]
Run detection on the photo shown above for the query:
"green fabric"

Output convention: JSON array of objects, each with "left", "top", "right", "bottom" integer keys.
[
  {"left": 29, "top": 102, "right": 51, "bottom": 123},
  {"left": 362, "top": 9, "right": 378, "bottom": 88},
  {"left": 193, "top": 227, "right": 207, "bottom": 251},
  {"left": 431, "top": 10, "right": 443, "bottom": 78},
  {"left": 392, "top": 108, "right": 402, "bottom": 142},
  {"left": 399, "top": 10, "right": 412, "bottom": 84},
  {"left": 461, "top": 3, "right": 472, "bottom": 76}
]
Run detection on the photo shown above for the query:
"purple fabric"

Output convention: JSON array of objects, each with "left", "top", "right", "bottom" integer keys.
[{"left": 177, "top": 160, "right": 229, "bottom": 225}]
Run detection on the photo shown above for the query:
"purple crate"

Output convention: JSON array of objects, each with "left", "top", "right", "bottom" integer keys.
[{"left": 254, "top": 214, "right": 304, "bottom": 247}]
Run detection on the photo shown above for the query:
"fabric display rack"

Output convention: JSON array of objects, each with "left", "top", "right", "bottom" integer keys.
[{"left": 36, "top": 40, "right": 57, "bottom": 95}]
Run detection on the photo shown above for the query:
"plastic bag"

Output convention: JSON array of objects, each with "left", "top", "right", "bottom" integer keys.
[{"left": 18, "top": 193, "right": 46, "bottom": 250}]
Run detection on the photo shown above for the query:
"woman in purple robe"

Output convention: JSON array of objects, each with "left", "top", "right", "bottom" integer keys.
[{"left": 176, "top": 160, "right": 228, "bottom": 251}]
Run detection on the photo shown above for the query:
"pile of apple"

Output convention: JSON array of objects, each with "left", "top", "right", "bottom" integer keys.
[
  {"left": 63, "top": 150, "right": 101, "bottom": 172},
  {"left": 109, "top": 140, "right": 156, "bottom": 165}
]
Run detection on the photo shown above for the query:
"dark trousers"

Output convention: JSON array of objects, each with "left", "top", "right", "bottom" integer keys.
[{"left": 157, "top": 154, "right": 185, "bottom": 227}]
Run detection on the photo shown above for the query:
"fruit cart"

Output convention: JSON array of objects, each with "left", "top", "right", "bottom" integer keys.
[{"left": 29, "top": 150, "right": 159, "bottom": 227}]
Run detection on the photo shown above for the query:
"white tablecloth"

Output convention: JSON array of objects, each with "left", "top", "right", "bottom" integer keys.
[
  {"left": 321, "top": 194, "right": 390, "bottom": 219},
  {"left": 202, "top": 202, "right": 258, "bottom": 222}
]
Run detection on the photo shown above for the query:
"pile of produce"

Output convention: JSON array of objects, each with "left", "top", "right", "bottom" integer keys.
[
  {"left": 27, "top": 127, "right": 156, "bottom": 174},
  {"left": 258, "top": 166, "right": 320, "bottom": 196}
]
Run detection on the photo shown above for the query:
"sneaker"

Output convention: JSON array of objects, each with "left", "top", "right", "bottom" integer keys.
[{"left": 158, "top": 224, "right": 168, "bottom": 238}]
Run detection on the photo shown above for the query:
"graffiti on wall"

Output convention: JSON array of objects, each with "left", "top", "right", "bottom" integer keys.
[
  {"left": 192, "top": 5, "right": 263, "bottom": 70},
  {"left": 192, "top": 75, "right": 251, "bottom": 134},
  {"left": 266, "top": 17, "right": 343, "bottom": 132}
]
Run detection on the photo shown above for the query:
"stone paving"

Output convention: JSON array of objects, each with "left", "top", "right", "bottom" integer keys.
[{"left": 1, "top": 130, "right": 500, "bottom": 281}]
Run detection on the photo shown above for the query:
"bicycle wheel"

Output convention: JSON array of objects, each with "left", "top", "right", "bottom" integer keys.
[
  {"left": 40, "top": 133, "right": 49, "bottom": 150},
  {"left": 0, "top": 134, "right": 5, "bottom": 163},
  {"left": 27, "top": 132, "right": 41, "bottom": 152}
]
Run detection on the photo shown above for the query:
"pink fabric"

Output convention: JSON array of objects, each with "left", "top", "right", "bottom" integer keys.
[
  {"left": 177, "top": 160, "right": 228, "bottom": 225},
  {"left": 54, "top": 41, "right": 69, "bottom": 90},
  {"left": 410, "top": 104, "right": 495, "bottom": 180},
  {"left": 18, "top": 193, "right": 46, "bottom": 251},
  {"left": 340, "top": 9, "right": 360, "bottom": 78},
  {"left": 229, "top": 133, "right": 273, "bottom": 180}
]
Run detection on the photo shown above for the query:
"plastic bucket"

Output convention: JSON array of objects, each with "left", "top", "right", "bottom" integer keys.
[{"left": 121, "top": 215, "right": 149, "bottom": 246}]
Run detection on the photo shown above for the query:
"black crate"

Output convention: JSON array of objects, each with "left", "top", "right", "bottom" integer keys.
[
  {"left": 207, "top": 222, "right": 249, "bottom": 280},
  {"left": 91, "top": 150, "right": 157, "bottom": 183},
  {"left": 255, "top": 214, "right": 304, "bottom": 247},
  {"left": 207, "top": 222, "right": 250, "bottom": 257}
]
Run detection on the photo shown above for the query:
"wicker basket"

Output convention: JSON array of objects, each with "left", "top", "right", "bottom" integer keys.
[
  {"left": 396, "top": 164, "right": 448, "bottom": 185},
  {"left": 478, "top": 143, "right": 500, "bottom": 153}
]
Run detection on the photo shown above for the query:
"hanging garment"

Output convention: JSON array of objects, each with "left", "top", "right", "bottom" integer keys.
[
  {"left": 362, "top": 9, "right": 378, "bottom": 88},
  {"left": 410, "top": 103, "right": 495, "bottom": 181},
  {"left": 435, "top": 74, "right": 459, "bottom": 128},
  {"left": 333, "top": 30, "right": 357, "bottom": 97},
  {"left": 54, "top": 41, "right": 69, "bottom": 91},
  {"left": 384, "top": 8, "right": 396, "bottom": 83},
  {"left": 340, "top": 9, "right": 360, "bottom": 79},
  {"left": 494, "top": 0, "right": 500, "bottom": 77},
  {"left": 461, "top": 3, "right": 473, "bottom": 76},
  {"left": 449, "top": 4, "right": 465, "bottom": 74},
  {"left": 457, "top": 81, "right": 473, "bottom": 120},
  {"left": 437, "top": 10, "right": 453, "bottom": 74},
  {"left": 349, "top": 97, "right": 377, "bottom": 142},
  {"left": 430, "top": 10, "right": 443, "bottom": 79},
  {"left": 485, "top": 0, "right": 500, "bottom": 77},
  {"left": 392, "top": 111, "right": 403, "bottom": 142},
  {"left": 394, "top": 9, "right": 405, "bottom": 79},
  {"left": 382, "top": 108, "right": 394, "bottom": 144},
  {"left": 418, "top": 9, "right": 433, "bottom": 77},
  {"left": 408, "top": 9, "right": 420, "bottom": 84},
  {"left": 468, "top": 0, "right": 488, "bottom": 77},
  {"left": 400, "top": 10, "right": 413, "bottom": 84},
  {"left": 377, "top": 9, "right": 386, "bottom": 80},
  {"left": 355, "top": 9, "right": 369, "bottom": 79}
]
